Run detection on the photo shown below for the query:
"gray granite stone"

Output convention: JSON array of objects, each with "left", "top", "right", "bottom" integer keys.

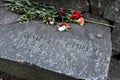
[
  {"left": 0, "top": 58, "right": 82, "bottom": 80},
  {"left": 90, "top": 0, "right": 112, "bottom": 15},
  {"left": 0, "top": 7, "right": 19, "bottom": 25},
  {"left": 111, "top": 23, "right": 120, "bottom": 52},
  {"left": 103, "top": 0, "right": 120, "bottom": 23},
  {"left": 90, "top": 0, "right": 120, "bottom": 24},
  {"left": 0, "top": 0, "right": 3, "bottom": 5},
  {"left": 33, "top": 0, "right": 89, "bottom": 12},
  {"left": 0, "top": 14, "right": 112, "bottom": 80},
  {"left": 107, "top": 60, "right": 120, "bottom": 80}
]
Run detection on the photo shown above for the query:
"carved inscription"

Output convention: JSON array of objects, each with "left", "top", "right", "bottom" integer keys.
[
  {"left": 64, "top": 41, "right": 93, "bottom": 52},
  {"left": 18, "top": 34, "right": 96, "bottom": 54}
]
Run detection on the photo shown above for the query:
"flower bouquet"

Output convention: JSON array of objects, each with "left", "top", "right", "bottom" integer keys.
[{"left": 2, "top": 0, "right": 115, "bottom": 31}]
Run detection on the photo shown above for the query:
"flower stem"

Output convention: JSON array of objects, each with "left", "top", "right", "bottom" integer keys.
[{"left": 85, "top": 19, "right": 115, "bottom": 28}]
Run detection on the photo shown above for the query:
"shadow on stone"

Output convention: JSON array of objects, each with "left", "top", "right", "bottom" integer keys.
[
  {"left": 112, "top": 50, "right": 120, "bottom": 61},
  {"left": 108, "top": 59, "right": 120, "bottom": 80},
  {"left": 0, "top": 58, "right": 84, "bottom": 80}
]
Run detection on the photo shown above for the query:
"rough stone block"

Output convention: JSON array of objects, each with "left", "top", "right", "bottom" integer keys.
[
  {"left": 33, "top": 0, "right": 89, "bottom": 12},
  {"left": 111, "top": 23, "right": 120, "bottom": 52},
  {"left": 0, "top": 8, "right": 19, "bottom": 25},
  {"left": 0, "top": 58, "right": 81, "bottom": 80},
  {"left": 107, "top": 60, "right": 120, "bottom": 80},
  {"left": 0, "top": 16, "right": 112, "bottom": 80},
  {"left": 90, "top": 0, "right": 112, "bottom": 15},
  {"left": 103, "top": 0, "right": 120, "bottom": 23},
  {"left": 89, "top": 0, "right": 120, "bottom": 23},
  {"left": 0, "top": 0, "right": 112, "bottom": 79}
]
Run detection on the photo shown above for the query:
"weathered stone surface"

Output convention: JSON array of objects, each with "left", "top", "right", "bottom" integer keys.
[
  {"left": 111, "top": 22, "right": 120, "bottom": 58},
  {"left": 111, "top": 23, "right": 120, "bottom": 52},
  {"left": 33, "top": 0, "right": 89, "bottom": 12},
  {"left": 103, "top": 0, "right": 120, "bottom": 23},
  {"left": 0, "top": 58, "right": 80, "bottom": 80},
  {"left": 0, "top": 13, "right": 112, "bottom": 80},
  {"left": 107, "top": 60, "right": 120, "bottom": 80},
  {"left": 0, "top": 7, "right": 19, "bottom": 25},
  {"left": 0, "top": 1, "right": 112, "bottom": 79},
  {"left": 112, "top": 50, "right": 120, "bottom": 57},
  {"left": 90, "top": 0, "right": 120, "bottom": 23},
  {"left": 90, "top": 0, "right": 112, "bottom": 15},
  {"left": 0, "top": 0, "right": 3, "bottom": 5}
]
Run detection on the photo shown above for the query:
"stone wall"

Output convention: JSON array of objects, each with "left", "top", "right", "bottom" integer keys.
[
  {"left": 33, "top": 0, "right": 89, "bottom": 12},
  {"left": 89, "top": 0, "right": 120, "bottom": 57},
  {"left": 32, "top": 0, "right": 120, "bottom": 24},
  {"left": 90, "top": 0, "right": 120, "bottom": 24}
]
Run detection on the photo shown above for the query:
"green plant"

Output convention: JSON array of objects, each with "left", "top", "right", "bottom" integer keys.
[{"left": 1, "top": 0, "right": 115, "bottom": 31}]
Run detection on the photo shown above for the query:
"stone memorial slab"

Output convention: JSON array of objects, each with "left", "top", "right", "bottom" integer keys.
[
  {"left": 0, "top": 15, "right": 112, "bottom": 80},
  {"left": 0, "top": 2, "right": 19, "bottom": 25}
]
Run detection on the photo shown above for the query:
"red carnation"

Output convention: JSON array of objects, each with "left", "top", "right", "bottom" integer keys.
[
  {"left": 59, "top": 23, "right": 72, "bottom": 29},
  {"left": 66, "top": 23, "right": 72, "bottom": 29},
  {"left": 70, "top": 10, "right": 83, "bottom": 20},
  {"left": 57, "top": 10, "right": 66, "bottom": 16},
  {"left": 60, "top": 23, "right": 67, "bottom": 26}
]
